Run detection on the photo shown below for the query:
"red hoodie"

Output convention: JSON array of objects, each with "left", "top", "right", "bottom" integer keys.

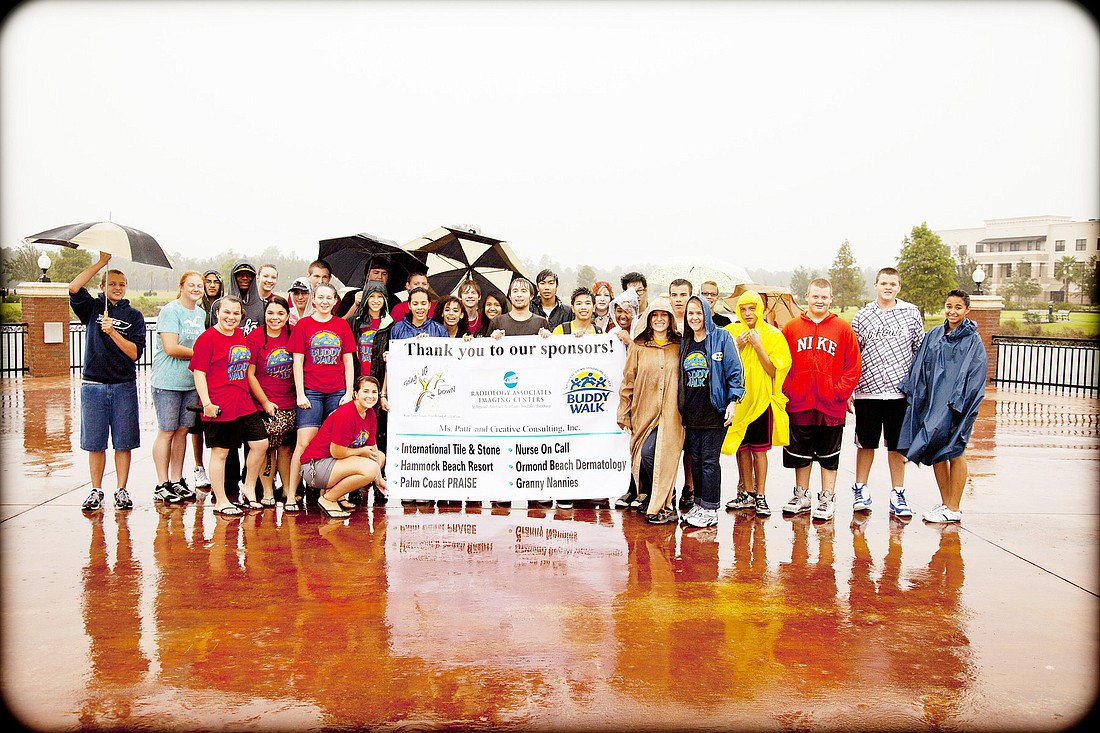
[{"left": 781, "top": 312, "right": 862, "bottom": 420}]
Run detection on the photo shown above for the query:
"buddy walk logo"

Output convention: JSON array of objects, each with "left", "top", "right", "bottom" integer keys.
[{"left": 565, "top": 368, "right": 612, "bottom": 414}]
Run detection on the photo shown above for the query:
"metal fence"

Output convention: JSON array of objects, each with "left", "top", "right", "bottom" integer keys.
[
  {"left": 0, "top": 321, "right": 158, "bottom": 375},
  {"left": 993, "top": 335, "right": 1100, "bottom": 395}
]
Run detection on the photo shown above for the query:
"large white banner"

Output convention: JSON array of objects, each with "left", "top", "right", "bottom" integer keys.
[{"left": 386, "top": 334, "right": 631, "bottom": 502}]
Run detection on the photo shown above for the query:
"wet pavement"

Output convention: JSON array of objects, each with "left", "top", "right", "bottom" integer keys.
[{"left": 1, "top": 373, "right": 1097, "bottom": 731}]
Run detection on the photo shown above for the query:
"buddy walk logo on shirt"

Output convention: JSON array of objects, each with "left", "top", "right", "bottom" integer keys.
[
  {"left": 265, "top": 347, "right": 293, "bottom": 380},
  {"left": 227, "top": 345, "right": 251, "bottom": 381},
  {"left": 684, "top": 350, "right": 709, "bottom": 388},
  {"left": 310, "top": 331, "right": 342, "bottom": 365}
]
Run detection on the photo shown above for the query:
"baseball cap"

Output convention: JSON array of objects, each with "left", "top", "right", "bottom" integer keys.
[{"left": 288, "top": 277, "right": 313, "bottom": 293}]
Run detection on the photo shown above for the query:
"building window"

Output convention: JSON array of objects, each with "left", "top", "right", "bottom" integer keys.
[
  {"left": 1010, "top": 241, "right": 1021, "bottom": 251},
  {"left": 1000, "top": 263, "right": 1013, "bottom": 278},
  {"left": 1036, "top": 263, "right": 1045, "bottom": 278},
  {"left": 958, "top": 244, "right": 967, "bottom": 256},
  {"left": 1076, "top": 238, "right": 1087, "bottom": 251},
  {"left": 1055, "top": 240, "right": 1065, "bottom": 251},
  {"left": 975, "top": 244, "right": 984, "bottom": 253}
]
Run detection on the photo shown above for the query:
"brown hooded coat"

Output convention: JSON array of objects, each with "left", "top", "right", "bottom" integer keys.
[{"left": 615, "top": 297, "right": 685, "bottom": 515}]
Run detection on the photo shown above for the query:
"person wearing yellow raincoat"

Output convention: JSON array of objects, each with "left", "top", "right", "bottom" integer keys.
[{"left": 720, "top": 290, "right": 792, "bottom": 516}]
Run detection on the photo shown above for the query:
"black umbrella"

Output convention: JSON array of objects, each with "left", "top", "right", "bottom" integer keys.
[
  {"left": 317, "top": 232, "right": 427, "bottom": 295},
  {"left": 23, "top": 221, "right": 172, "bottom": 268},
  {"left": 404, "top": 226, "right": 530, "bottom": 301}
]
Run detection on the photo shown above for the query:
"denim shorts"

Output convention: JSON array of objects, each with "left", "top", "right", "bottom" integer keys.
[
  {"left": 297, "top": 389, "right": 344, "bottom": 429},
  {"left": 80, "top": 380, "right": 140, "bottom": 452},
  {"left": 151, "top": 387, "right": 198, "bottom": 432}
]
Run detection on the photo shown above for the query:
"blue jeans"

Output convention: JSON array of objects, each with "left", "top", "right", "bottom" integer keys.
[
  {"left": 151, "top": 387, "right": 197, "bottom": 431},
  {"left": 297, "top": 389, "right": 344, "bottom": 428},
  {"left": 80, "top": 380, "right": 140, "bottom": 452},
  {"left": 685, "top": 427, "right": 725, "bottom": 509}
]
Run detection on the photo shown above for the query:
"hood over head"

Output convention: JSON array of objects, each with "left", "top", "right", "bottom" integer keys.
[
  {"left": 634, "top": 296, "right": 681, "bottom": 344},
  {"left": 684, "top": 294, "right": 717, "bottom": 337},
  {"left": 349, "top": 278, "right": 392, "bottom": 332},
  {"left": 611, "top": 288, "right": 639, "bottom": 321},
  {"left": 735, "top": 290, "right": 765, "bottom": 326},
  {"left": 227, "top": 258, "right": 259, "bottom": 302}
]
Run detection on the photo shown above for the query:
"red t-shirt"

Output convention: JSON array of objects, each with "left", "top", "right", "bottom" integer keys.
[
  {"left": 301, "top": 401, "right": 378, "bottom": 463},
  {"left": 189, "top": 327, "right": 257, "bottom": 422},
  {"left": 287, "top": 315, "right": 355, "bottom": 393},
  {"left": 247, "top": 327, "right": 296, "bottom": 411}
]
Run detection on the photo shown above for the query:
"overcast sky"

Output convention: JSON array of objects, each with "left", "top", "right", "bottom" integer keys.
[{"left": 2, "top": 0, "right": 1097, "bottom": 275}]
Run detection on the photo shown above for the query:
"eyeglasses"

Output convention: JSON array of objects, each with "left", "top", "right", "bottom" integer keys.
[{"left": 701, "top": 291, "right": 719, "bottom": 297}]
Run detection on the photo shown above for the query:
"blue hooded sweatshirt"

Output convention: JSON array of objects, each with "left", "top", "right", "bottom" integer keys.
[{"left": 678, "top": 294, "right": 745, "bottom": 415}]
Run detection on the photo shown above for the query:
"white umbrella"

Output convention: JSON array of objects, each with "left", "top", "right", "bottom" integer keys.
[
  {"left": 648, "top": 255, "right": 751, "bottom": 296},
  {"left": 23, "top": 221, "right": 172, "bottom": 268}
]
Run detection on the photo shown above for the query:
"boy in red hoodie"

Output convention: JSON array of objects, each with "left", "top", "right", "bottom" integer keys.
[{"left": 779, "top": 278, "right": 861, "bottom": 521}]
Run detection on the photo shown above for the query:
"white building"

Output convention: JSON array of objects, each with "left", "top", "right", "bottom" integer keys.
[{"left": 934, "top": 215, "right": 1100, "bottom": 302}]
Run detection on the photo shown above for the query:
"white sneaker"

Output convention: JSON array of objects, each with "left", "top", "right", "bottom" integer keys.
[
  {"left": 683, "top": 507, "right": 718, "bottom": 528},
  {"left": 193, "top": 466, "right": 211, "bottom": 489},
  {"left": 811, "top": 492, "right": 835, "bottom": 521},
  {"left": 782, "top": 486, "right": 811, "bottom": 515},
  {"left": 851, "top": 483, "right": 872, "bottom": 512},
  {"left": 890, "top": 489, "right": 913, "bottom": 518},
  {"left": 922, "top": 504, "right": 962, "bottom": 523},
  {"left": 679, "top": 505, "right": 703, "bottom": 524}
]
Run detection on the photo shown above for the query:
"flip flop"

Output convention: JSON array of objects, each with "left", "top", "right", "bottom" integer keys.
[
  {"left": 236, "top": 498, "right": 263, "bottom": 510},
  {"left": 337, "top": 499, "right": 357, "bottom": 511},
  {"left": 283, "top": 500, "right": 300, "bottom": 513},
  {"left": 260, "top": 498, "right": 277, "bottom": 508},
  {"left": 317, "top": 496, "right": 351, "bottom": 519},
  {"left": 213, "top": 505, "right": 244, "bottom": 516}
]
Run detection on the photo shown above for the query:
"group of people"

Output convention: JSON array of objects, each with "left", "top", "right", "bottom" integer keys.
[
  {"left": 615, "top": 267, "right": 987, "bottom": 529},
  {"left": 69, "top": 252, "right": 986, "bottom": 529}
]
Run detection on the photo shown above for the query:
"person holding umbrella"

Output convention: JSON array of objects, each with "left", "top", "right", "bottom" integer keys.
[{"left": 69, "top": 252, "right": 147, "bottom": 511}]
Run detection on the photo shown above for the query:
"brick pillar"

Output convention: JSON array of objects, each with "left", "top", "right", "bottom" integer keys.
[
  {"left": 968, "top": 294, "right": 1004, "bottom": 383},
  {"left": 15, "top": 282, "right": 72, "bottom": 378}
]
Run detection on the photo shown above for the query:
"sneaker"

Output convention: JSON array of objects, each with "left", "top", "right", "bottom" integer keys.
[
  {"left": 726, "top": 489, "right": 756, "bottom": 511},
  {"left": 173, "top": 478, "right": 196, "bottom": 501},
  {"left": 811, "top": 492, "right": 835, "bottom": 521},
  {"left": 754, "top": 494, "right": 771, "bottom": 517},
  {"left": 113, "top": 488, "right": 133, "bottom": 510},
  {"left": 629, "top": 493, "right": 649, "bottom": 512},
  {"left": 679, "top": 505, "right": 703, "bottom": 524},
  {"left": 851, "top": 483, "right": 872, "bottom": 512},
  {"left": 153, "top": 482, "right": 182, "bottom": 503},
  {"left": 683, "top": 507, "right": 719, "bottom": 528},
  {"left": 81, "top": 489, "right": 104, "bottom": 511},
  {"left": 890, "top": 489, "right": 913, "bottom": 518},
  {"left": 782, "top": 487, "right": 811, "bottom": 515},
  {"left": 193, "top": 466, "right": 211, "bottom": 489},
  {"left": 614, "top": 491, "right": 634, "bottom": 509},
  {"left": 678, "top": 486, "right": 695, "bottom": 511},
  {"left": 645, "top": 505, "right": 678, "bottom": 524},
  {"left": 556, "top": 500, "right": 573, "bottom": 510},
  {"left": 922, "top": 504, "right": 962, "bottom": 523}
]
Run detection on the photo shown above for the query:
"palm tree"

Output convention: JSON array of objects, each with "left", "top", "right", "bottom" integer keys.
[{"left": 1055, "top": 255, "right": 1078, "bottom": 303}]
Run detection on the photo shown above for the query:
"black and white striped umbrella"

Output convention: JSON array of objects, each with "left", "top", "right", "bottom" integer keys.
[
  {"left": 405, "top": 225, "right": 531, "bottom": 301},
  {"left": 23, "top": 221, "right": 172, "bottom": 268}
]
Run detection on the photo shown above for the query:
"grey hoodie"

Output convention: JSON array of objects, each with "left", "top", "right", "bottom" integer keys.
[{"left": 211, "top": 259, "right": 264, "bottom": 336}]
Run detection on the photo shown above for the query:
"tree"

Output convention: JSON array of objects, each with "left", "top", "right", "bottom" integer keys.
[
  {"left": 954, "top": 250, "right": 978, "bottom": 292},
  {"left": 48, "top": 248, "right": 94, "bottom": 284},
  {"left": 827, "top": 239, "right": 863, "bottom": 311},
  {"left": 1074, "top": 256, "right": 1098, "bottom": 304},
  {"left": 895, "top": 222, "right": 956, "bottom": 316},
  {"left": 1001, "top": 259, "right": 1041, "bottom": 306},
  {"left": 575, "top": 265, "right": 598, "bottom": 292},
  {"left": 1055, "top": 255, "right": 1078, "bottom": 303},
  {"left": 789, "top": 266, "right": 819, "bottom": 301},
  {"left": 1, "top": 244, "right": 42, "bottom": 287}
]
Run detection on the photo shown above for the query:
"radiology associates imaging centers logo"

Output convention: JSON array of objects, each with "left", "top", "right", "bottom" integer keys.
[
  {"left": 469, "top": 370, "right": 551, "bottom": 409},
  {"left": 565, "top": 368, "right": 613, "bottom": 414}
]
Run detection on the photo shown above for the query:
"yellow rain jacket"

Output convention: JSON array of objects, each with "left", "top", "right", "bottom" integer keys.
[{"left": 720, "top": 290, "right": 792, "bottom": 454}]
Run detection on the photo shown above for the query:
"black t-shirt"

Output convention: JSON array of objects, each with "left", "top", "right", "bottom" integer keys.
[{"left": 681, "top": 335, "right": 724, "bottom": 429}]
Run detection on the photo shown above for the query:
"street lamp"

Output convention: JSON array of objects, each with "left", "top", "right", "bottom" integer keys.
[
  {"left": 37, "top": 252, "right": 52, "bottom": 282},
  {"left": 972, "top": 266, "right": 985, "bottom": 296}
]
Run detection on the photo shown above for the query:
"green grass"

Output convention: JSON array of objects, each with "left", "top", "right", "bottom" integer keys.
[{"left": 832, "top": 306, "right": 1097, "bottom": 338}]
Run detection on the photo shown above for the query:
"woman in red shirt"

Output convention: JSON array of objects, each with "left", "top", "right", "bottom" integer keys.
[
  {"left": 286, "top": 282, "right": 356, "bottom": 510},
  {"left": 247, "top": 296, "right": 297, "bottom": 508},
  {"left": 299, "top": 375, "right": 388, "bottom": 518},
  {"left": 190, "top": 295, "right": 270, "bottom": 516}
]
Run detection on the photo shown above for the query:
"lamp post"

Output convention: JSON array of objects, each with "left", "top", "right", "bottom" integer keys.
[
  {"left": 972, "top": 266, "right": 986, "bottom": 296},
  {"left": 37, "top": 252, "right": 52, "bottom": 282}
]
